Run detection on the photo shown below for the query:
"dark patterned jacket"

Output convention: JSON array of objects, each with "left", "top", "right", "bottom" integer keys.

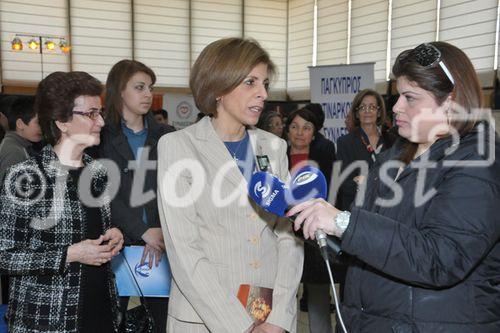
[{"left": 0, "top": 145, "right": 120, "bottom": 333}]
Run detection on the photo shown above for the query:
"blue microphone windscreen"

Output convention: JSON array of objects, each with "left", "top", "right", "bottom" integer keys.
[
  {"left": 248, "top": 171, "right": 288, "bottom": 216},
  {"left": 286, "top": 165, "right": 327, "bottom": 206}
]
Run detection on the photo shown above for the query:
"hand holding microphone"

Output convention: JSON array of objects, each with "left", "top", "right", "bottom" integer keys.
[
  {"left": 248, "top": 166, "right": 342, "bottom": 257},
  {"left": 286, "top": 198, "right": 345, "bottom": 239},
  {"left": 249, "top": 166, "right": 349, "bottom": 333}
]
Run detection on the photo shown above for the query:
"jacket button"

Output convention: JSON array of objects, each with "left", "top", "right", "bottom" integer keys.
[
  {"left": 123, "top": 167, "right": 129, "bottom": 173},
  {"left": 248, "top": 236, "right": 259, "bottom": 245},
  {"left": 249, "top": 260, "right": 261, "bottom": 269}
]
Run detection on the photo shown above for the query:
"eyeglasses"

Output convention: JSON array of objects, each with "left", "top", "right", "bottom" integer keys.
[
  {"left": 357, "top": 104, "right": 379, "bottom": 113},
  {"left": 72, "top": 108, "right": 104, "bottom": 121},
  {"left": 413, "top": 43, "right": 455, "bottom": 86}
]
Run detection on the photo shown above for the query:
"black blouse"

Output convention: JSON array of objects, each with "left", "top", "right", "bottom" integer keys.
[{"left": 68, "top": 167, "right": 114, "bottom": 333}]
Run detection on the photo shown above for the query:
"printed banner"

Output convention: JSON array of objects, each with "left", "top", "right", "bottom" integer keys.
[
  {"left": 309, "top": 63, "right": 375, "bottom": 143},
  {"left": 163, "top": 93, "right": 201, "bottom": 130}
]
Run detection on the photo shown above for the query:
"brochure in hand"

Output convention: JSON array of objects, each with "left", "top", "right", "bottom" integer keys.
[{"left": 111, "top": 245, "right": 171, "bottom": 297}]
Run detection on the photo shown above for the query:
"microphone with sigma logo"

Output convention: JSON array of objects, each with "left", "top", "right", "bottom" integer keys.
[{"left": 248, "top": 166, "right": 342, "bottom": 258}]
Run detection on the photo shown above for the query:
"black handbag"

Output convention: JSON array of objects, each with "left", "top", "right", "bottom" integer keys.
[{"left": 120, "top": 253, "right": 155, "bottom": 333}]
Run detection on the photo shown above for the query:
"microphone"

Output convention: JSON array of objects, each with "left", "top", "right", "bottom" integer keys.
[
  {"left": 286, "top": 166, "right": 337, "bottom": 260},
  {"left": 248, "top": 166, "right": 342, "bottom": 258},
  {"left": 248, "top": 171, "right": 288, "bottom": 216}
]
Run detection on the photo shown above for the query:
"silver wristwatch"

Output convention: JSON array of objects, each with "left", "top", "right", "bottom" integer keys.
[{"left": 334, "top": 211, "right": 351, "bottom": 233}]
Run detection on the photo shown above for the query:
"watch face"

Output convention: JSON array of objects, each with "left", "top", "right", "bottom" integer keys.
[{"left": 336, "top": 211, "right": 350, "bottom": 230}]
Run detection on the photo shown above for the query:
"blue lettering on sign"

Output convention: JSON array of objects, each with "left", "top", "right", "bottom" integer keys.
[
  {"left": 322, "top": 102, "right": 352, "bottom": 119},
  {"left": 321, "top": 76, "right": 362, "bottom": 95},
  {"left": 324, "top": 127, "right": 349, "bottom": 143}
]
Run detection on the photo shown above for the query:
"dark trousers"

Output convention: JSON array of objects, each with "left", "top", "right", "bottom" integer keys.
[{"left": 119, "top": 296, "right": 168, "bottom": 333}]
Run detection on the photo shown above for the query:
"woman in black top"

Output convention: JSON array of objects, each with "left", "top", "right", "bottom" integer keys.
[
  {"left": 98, "top": 59, "right": 173, "bottom": 333},
  {"left": 289, "top": 41, "right": 500, "bottom": 333}
]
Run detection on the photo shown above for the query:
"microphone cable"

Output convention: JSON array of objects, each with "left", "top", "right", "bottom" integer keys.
[{"left": 315, "top": 230, "right": 348, "bottom": 333}]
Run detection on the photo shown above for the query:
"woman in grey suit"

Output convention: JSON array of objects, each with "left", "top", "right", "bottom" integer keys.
[{"left": 157, "top": 38, "right": 304, "bottom": 333}]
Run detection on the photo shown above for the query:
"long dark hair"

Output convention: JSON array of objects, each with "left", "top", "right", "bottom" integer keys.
[
  {"left": 105, "top": 59, "right": 156, "bottom": 125},
  {"left": 392, "top": 41, "right": 482, "bottom": 163}
]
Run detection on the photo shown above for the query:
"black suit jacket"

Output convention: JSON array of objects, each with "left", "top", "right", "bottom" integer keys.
[
  {"left": 336, "top": 127, "right": 396, "bottom": 211},
  {"left": 97, "top": 113, "right": 174, "bottom": 243}
]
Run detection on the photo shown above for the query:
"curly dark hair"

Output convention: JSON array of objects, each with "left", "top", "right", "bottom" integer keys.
[{"left": 35, "top": 71, "right": 102, "bottom": 146}]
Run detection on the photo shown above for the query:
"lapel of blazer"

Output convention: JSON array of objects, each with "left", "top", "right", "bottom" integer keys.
[
  {"left": 248, "top": 129, "right": 281, "bottom": 177},
  {"left": 193, "top": 117, "right": 245, "bottom": 187},
  {"left": 106, "top": 122, "right": 135, "bottom": 162}
]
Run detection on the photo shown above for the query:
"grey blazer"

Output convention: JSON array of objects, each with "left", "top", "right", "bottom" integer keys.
[{"left": 157, "top": 117, "right": 304, "bottom": 332}]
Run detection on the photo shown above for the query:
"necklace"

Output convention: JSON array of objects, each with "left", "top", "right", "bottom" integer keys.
[
  {"left": 359, "top": 128, "right": 382, "bottom": 162},
  {"left": 225, "top": 133, "right": 247, "bottom": 163}
]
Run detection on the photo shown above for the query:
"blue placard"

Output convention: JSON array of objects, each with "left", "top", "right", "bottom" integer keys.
[{"left": 111, "top": 246, "right": 171, "bottom": 297}]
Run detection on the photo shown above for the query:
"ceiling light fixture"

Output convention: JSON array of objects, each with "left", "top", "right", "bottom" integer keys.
[
  {"left": 11, "top": 37, "right": 22, "bottom": 51},
  {"left": 45, "top": 40, "right": 56, "bottom": 51},
  {"left": 28, "top": 39, "right": 39, "bottom": 50}
]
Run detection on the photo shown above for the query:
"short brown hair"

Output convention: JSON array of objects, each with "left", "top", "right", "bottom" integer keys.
[
  {"left": 190, "top": 38, "right": 276, "bottom": 116},
  {"left": 392, "top": 41, "right": 483, "bottom": 163},
  {"left": 348, "top": 89, "right": 387, "bottom": 128},
  {"left": 36, "top": 71, "right": 102, "bottom": 146},
  {"left": 105, "top": 59, "right": 156, "bottom": 125},
  {"left": 286, "top": 107, "right": 320, "bottom": 136}
]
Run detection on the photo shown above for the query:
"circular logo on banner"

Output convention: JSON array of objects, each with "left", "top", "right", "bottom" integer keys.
[{"left": 176, "top": 101, "right": 192, "bottom": 119}]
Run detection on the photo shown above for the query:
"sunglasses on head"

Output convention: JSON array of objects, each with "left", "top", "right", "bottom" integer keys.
[{"left": 413, "top": 43, "right": 455, "bottom": 86}]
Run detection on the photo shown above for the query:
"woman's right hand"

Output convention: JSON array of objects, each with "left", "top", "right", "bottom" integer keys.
[
  {"left": 140, "top": 228, "right": 165, "bottom": 268},
  {"left": 66, "top": 235, "right": 115, "bottom": 266},
  {"left": 141, "top": 227, "right": 165, "bottom": 252}
]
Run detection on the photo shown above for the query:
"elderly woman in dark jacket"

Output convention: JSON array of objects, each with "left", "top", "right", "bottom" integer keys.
[
  {"left": 0, "top": 71, "right": 123, "bottom": 333},
  {"left": 289, "top": 42, "right": 500, "bottom": 332}
]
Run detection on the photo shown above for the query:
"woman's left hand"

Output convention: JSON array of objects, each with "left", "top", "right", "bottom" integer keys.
[
  {"left": 102, "top": 227, "right": 124, "bottom": 256},
  {"left": 286, "top": 198, "right": 344, "bottom": 239}
]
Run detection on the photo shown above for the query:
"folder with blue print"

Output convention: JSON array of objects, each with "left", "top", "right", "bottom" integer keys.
[{"left": 111, "top": 245, "right": 171, "bottom": 297}]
